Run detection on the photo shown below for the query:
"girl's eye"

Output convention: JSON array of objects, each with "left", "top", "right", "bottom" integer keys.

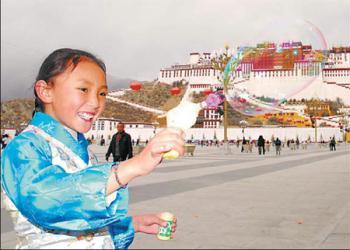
[
  {"left": 100, "top": 92, "right": 107, "bottom": 97},
  {"left": 79, "top": 88, "right": 88, "bottom": 93}
]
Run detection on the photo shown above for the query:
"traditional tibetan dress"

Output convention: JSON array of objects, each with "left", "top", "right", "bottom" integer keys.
[{"left": 1, "top": 112, "right": 134, "bottom": 249}]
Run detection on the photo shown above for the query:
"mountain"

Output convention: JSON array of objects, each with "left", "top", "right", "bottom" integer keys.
[
  {"left": 106, "top": 74, "right": 135, "bottom": 91},
  {"left": 1, "top": 82, "right": 250, "bottom": 131},
  {"left": 1, "top": 99, "right": 35, "bottom": 130},
  {"left": 0, "top": 74, "right": 138, "bottom": 101},
  {"left": 0, "top": 98, "right": 157, "bottom": 132}
]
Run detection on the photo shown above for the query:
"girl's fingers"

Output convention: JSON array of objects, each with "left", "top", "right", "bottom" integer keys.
[
  {"left": 154, "top": 133, "right": 185, "bottom": 146},
  {"left": 152, "top": 144, "right": 173, "bottom": 155},
  {"left": 158, "top": 127, "right": 185, "bottom": 138},
  {"left": 139, "top": 224, "right": 159, "bottom": 235},
  {"left": 151, "top": 140, "right": 185, "bottom": 156}
]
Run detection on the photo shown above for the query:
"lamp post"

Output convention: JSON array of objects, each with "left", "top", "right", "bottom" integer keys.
[
  {"left": 338, "top": 107, "right": 350, "bottom": 147},
  {"left": 211, "top": 45, "right": 234, "bottom": 153},
  {"left": 315, "top": 118, "right": 318, "bottom": 143},
  {"left": 310, "top": 115, "right": 318, "bottom": 144}
]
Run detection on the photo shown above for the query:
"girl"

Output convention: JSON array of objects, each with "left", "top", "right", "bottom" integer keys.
[{"left": 1, "top": 48, "right": 184, "bottom": 249}]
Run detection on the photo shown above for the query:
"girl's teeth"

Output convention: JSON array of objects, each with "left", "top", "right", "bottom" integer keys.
[{"left": 79, "top": 113, "right": 93, "bottom": 120}]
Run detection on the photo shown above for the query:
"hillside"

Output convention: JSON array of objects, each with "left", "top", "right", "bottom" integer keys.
[
  {"left": 118, "top": 81, "right": 187, "bottom": 111},
  {"left": 1, "top": 99, "right": 35, "bottom": 130},
  {"left": 119, "top": 81, "right": 249, "bottom": 126},
  {"left": 102, "top": 99, "right": 156, "bottom": 122},
  {"left": 1, "top": 82, "right": 250, "bottom": 131},
  {"left": 1, "top": 98, "right": 156, "bottom": 131}
]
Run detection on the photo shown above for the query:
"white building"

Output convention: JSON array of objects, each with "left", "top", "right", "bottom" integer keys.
[
  {"left": 157, "top": 44, "right": 350, "bottom": 105},
  {"left": 280, "top": 103, "right": 307, "bottom": 115},
  {"left": 327, "top": 47, "right": 350, "bottom": 68},
  {"left": 84, "top": 117, "right": 156, "bottom": 144},
  {"left": 323, "top": 47, "right": 350, "bottom": 91},
  {"left": 202, "top": 108, "right": 222, "bottom": 128},
  {"left": 158, "top": 52, "right": 221, "bottom": 86}
]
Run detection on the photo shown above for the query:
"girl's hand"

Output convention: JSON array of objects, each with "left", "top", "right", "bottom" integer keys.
[
  {"left": 132, "top": 214, "right": 177, "bottom": 238},
  {"left": 133, "top": 128, "right": 185, "bottom": 176},
  {"left": 110, "top": 128, "right": 185, "bottom": 194}
]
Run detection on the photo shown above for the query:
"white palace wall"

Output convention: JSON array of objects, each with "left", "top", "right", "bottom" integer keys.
[
  {"left": 88, "top": 127, "right": 343, "bottom": 145},
  {"left": 236, "top": 75, "right": 350, "bottom": 105}
]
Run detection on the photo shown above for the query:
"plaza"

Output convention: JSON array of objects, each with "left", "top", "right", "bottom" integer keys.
[{"left": 1, "top": 142, "right": 349, "bottom": 249}]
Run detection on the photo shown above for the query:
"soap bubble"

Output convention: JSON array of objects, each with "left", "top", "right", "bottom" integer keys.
[{"left": 224, "top": 19, "right": 327, "bottom": 116}]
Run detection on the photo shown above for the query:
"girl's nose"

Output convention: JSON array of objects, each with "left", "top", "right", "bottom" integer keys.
[{"left": 88, "top": 93, "right": 100, "bottom": 108}]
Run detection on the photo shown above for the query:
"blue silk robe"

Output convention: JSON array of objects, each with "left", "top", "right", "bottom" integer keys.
[{"left": 1, "top": 112, "right": 134, "bottom": 249}]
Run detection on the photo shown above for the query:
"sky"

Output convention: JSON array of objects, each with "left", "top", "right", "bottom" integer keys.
[{"left": 1, "top": 0, "right": 349, "bottom": 100}]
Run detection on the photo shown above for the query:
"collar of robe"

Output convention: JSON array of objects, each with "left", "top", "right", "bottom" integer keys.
[{"left": 30, "top": 112, "right": 89, "bottom": 164}]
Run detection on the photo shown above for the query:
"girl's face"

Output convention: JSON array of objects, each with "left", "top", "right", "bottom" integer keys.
[{"left": 46, "top": 60, "right": 107, "bottom": 133}]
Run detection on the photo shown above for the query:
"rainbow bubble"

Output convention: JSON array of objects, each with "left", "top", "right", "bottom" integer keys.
[{"left": 221, "top": 19, "right": 328, "bottom": 117}]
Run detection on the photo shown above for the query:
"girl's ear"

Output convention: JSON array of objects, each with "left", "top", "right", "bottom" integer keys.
[{"left": 34, "top": 80, "right": 53, "bottom": 104}]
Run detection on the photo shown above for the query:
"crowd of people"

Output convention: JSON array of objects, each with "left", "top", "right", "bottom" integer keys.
[{"left": 181, "top": 134, "right": 341, "bottom": 156}]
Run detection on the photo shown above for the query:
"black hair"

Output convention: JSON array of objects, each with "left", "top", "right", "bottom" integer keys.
[{"left": 33, "top": 48, "right": 106, "bottom": 115}]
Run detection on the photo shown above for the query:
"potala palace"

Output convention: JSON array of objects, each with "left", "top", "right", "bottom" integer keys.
[{"left": 157, "top": 42, "right": 350, "bottom": 105}]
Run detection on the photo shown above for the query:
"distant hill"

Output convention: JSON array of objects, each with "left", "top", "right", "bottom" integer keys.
[
  {"left": 118, "top": 81, "right": 186, "bottom": 111},
  {"left": 106, "top": 74, "right": 135, "bottom": 91},
  {"left": 1, "top": 74, "right": 136, "bottom": 101},
  {"left": 1, "top": 81, "right": 250, "bottom": 131},
  {"left": 102, "top": 99, "right": 156, "bottom": 122},
  {"left": 118, "top": 81, "right": 249, "bottom": 125},
  {"left": 1, "top": 99, "right": 35, "bottom": 130},
  {"left": 1, "top": 98, "right": 157, "bottom": 131}
]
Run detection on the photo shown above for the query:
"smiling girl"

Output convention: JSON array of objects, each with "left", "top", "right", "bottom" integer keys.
[{"left": 1, "top": 48, "right": 183, "bottom": 249}]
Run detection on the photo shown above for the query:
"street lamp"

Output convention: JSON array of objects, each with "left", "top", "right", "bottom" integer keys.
[
  {"left": 310, "top": 115, "right": 318, "bottom": 143},
  {"left": 239, "top": 120, "right": 248, "bottom": 138}
]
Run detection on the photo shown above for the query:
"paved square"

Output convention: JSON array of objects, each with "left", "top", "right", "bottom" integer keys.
[{"left": 2, "top": 143, "right": 349, "bottom": 249}]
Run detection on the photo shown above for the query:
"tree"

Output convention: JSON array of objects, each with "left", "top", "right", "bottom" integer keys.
[
  {"left": 211, "top": 45, "right": 254, "bottom": 152},
  {"left": 267, "top": 117, "right": 279, "bottom": 125},
  {"left": 252, "top": 119, "right": 263, "bottom": 126}
]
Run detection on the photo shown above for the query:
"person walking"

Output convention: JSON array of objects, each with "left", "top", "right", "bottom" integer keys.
[
  {"left": 106, "top": 122, "right": 133, "bottom": 162},
  {"left": 265, "top": 140, "right": 270, "bottom": 152},
  {"left": 241, "top": 137, "right": 247, "bottom": 153},
  {"left": 296, "top": 137, "right": 300, "bottom": 150},
  {"left": 275, "top": 137, "right": 282, "bottom": 155},
  {"left": 301, "top": 140, "right": 307, "bottom": 150},
  {"left": 257, "top": 135, "right": 265, "bottom": 155},
  {"left": 330, "top": 136, "right": 336, "bottom": 151},
  {"left": 248, "top": 140, "right": 253, "bottom": 153}
]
